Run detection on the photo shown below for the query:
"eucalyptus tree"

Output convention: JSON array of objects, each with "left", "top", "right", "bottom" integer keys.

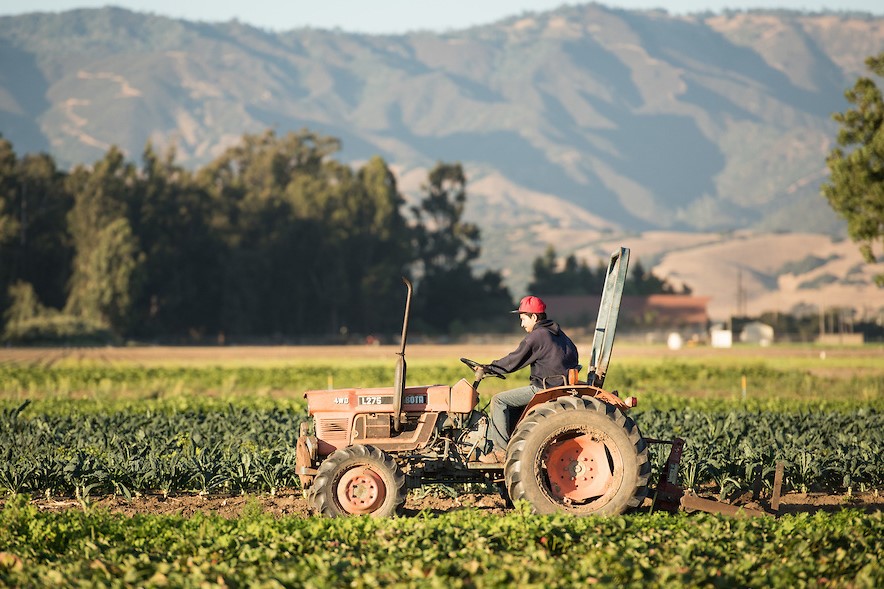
[
  {"left": 197, "top": 130, "right": 355, "bottom": 337},
  {"left": 410, "top": 162, "right": 511, "bottom": 333},
  {"left": 13, "top": 152, "right": 73, "bottom": 309},
  {"left": 126, "top": 144, "right": 222, "bottom": 338},
  {"left": 343, "top": 156, "right": 412, "bottom": 334},
  {"left": 64, "top": 146, "right": 143, "bottom": 332},
  {"left": 0, "top": 138, "right": 21, "bottom": 314},
  {"left": 0, "top": 138, "right": 73, "bottom": 322}
]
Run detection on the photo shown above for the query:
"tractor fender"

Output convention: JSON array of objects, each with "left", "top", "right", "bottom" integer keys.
[{"left": 519, "top": 384, "right": 633, "bottom": 423}]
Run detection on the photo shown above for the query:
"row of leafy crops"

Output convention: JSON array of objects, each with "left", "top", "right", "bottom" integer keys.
[
  {"left": 0, "top": 397, "right": 880, "bottom": 499},
  {"left": 0, "top": 495, "right": 881, "bottom": 587},
  {"left": 612, "top": 360, "right": 883, "bottom": 400},
  {"left": 637, "top": 407, "right": 882, "bottom": 496},
  {"left": 0, "top": 401, "right": 306, "bottom": 498},
  {"left": 0, "top": 355, "right": 880, "bottom": 499},
  {"left": 2, "top": 360, "right": 881, "bottom": 401}
]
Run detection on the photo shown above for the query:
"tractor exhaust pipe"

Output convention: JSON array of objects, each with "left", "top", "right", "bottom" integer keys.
[{"left": 392, "top": 277, "right": 412, "bottom": 432}]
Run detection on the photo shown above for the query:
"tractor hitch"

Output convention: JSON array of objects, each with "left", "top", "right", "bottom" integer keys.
[{"left": 647, "top": 437, "right": 784, "bottom": 518}]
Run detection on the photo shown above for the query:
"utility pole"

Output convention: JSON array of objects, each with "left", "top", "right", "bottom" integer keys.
[{"left": 736, "top": 268, "right": 746, "bottom": 317}]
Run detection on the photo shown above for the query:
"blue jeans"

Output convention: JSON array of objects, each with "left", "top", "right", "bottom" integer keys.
[{"left": 486, "top": 384, "right": 539, "bottom": 452}]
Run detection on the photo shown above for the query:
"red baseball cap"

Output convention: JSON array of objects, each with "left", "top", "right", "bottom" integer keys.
[{"left": 512, "top": 295, "right": 546, "bottom": 314}]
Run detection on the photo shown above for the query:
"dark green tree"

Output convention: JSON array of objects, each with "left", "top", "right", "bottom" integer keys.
[
  {"left": 625, "top": 259, "right": 667, "bottom": 295},
  {"left": 529, "top": 246, "right": 557, "bottom": 293},
  {"left": 528, "top": 247, "right": 688, "bottom": 296},
  {"left": 126, "top": 144, "right": 223, "bottom": 338},
  {"left": 411, "top": 163, "right": 511, "bottom": 332},
  {"left": 1, "top": 131, "right": 519, "bottom": 340},
  {"left": 0, "top": 139, "right": 17, "bottom": 239},
  {"left": 344, "top": 156, "right": 413, "bottom": 334},
  {"left": 411, "top": 163, "right": 479, "bottom": 273},
  {"left": 198, "top": 130, "right": 342, "bottom": 337},
  {"left": 528, "top": 246, "right": 606, "bottom": 295},
  {"left": 0, "top": 138, "right": 21, "bottom": 315},
  {"left": 13, "top": 152, "right": 74, "bottom": 309},
  {"left": 822, "top": 52, "right": 884, "bottom": 286},
  {"left": 65, "top": 147, "right": 143, "bottom": 332},
  {"left": 197, "top": 130, "right": 413, "bottom": 338},
  {"left": 0, "top": 138, "right": 73, "bottom": 317}
]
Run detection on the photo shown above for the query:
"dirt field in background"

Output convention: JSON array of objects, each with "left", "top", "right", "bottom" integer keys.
[{"left": 2, "top": 343, "right": 882, "bottom": 366}]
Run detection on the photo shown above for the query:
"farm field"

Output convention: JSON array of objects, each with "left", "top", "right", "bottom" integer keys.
[
  {"left": 0, "top": 344, "right": 882, "bottom": 587},
  {"left": 1, "top": 495, "right": 881, "bottom": 588}
]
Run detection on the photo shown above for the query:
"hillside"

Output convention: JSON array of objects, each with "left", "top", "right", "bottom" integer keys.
[{"left": 0, "top": 5, "right": 882, "bottom": 321}]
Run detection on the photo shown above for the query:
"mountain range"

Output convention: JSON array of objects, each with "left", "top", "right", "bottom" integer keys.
[{"left": 1, "top": 4, "right": 882, "bottom": 322}]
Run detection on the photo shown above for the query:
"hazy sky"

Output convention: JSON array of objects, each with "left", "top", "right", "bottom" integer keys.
[{"left": 1, "top": 1, "right": 882, "bottom": 34}]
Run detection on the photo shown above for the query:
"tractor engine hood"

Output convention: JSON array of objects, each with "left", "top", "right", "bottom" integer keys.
[{"left": 304, "top": 379, "right": 476, "bottom": 416}]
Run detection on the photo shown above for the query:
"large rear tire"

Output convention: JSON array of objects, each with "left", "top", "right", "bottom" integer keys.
[
  {"left": 504, "top": 396, "right": 650, "bottom": 515},
  {"left": 309, "top": 445, "right": 405, "bottom": 517}
]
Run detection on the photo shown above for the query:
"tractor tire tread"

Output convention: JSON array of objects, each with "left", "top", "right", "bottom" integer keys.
[
  {"left": 505, "top": 395, "right": 650, "bottom": 515},
  {"left": 309, "top": 444, "right": 405, "bottom": 518}
]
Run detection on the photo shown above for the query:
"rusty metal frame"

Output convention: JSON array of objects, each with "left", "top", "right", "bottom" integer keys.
[{"left": 357, "top": 412, "right": 439, "bottom": 452}]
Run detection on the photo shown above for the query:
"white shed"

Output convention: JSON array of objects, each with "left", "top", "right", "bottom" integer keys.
[{"left": 740, "top": 321, "right": 774, "bottom": 346}]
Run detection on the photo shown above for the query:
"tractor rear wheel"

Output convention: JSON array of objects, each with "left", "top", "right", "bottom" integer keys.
[
  {"left": 504, "top": 396, "right": 650, "bottom": 515},
  {"left": 309, "top": 445, "right": 405, "bottom": 517}
]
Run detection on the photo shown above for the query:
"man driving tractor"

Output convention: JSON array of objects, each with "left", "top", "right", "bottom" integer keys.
[
  {"left": 300, "top": 247, "right": 669, "bottom": 517},
  {"left": 476, "top": 295, "right": 579, "bottom": 464}
]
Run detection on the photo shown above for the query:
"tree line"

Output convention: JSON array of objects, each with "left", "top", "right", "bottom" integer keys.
[
  {"left": 0, "top": 130, "right": 518, "bottom": 343},
  {"left": 528, "top": 246, "right": 689, "bottom": 296},
  {"left": 0, "top": 130, "right": 687, "bottom": 344}
]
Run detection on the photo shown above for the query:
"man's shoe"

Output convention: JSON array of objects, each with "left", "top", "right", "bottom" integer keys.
[{"left": 478, "top": 449, "right": 506, "bottom": 464}]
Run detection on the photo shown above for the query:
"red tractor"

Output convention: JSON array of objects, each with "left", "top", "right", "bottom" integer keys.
[{"left": 296, "top": 247, "right": 660, "bottom": 517}]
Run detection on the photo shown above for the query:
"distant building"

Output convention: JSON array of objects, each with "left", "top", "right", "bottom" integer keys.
[
  {"left": 740, "top": 321, "right": 774, "bottom": 346},
  {"left": 540, "top": 295, "right": 711, "bottom": 335},
  {"left": 710, "top": 325, "right": 733, "bottom": 348}
]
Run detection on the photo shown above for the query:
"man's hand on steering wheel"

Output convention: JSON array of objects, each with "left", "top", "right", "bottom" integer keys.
[{"left": 460, "top": 358, "right": 506, "bottom": 380}]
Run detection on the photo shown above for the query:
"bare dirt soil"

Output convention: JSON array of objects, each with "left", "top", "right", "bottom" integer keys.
[{"left": 20, "top": 490, "right": 883, "bottom": 519}]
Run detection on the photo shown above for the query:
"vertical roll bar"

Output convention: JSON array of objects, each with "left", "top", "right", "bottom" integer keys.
[
  {"left": 586, "top": 247, "right": 630, "bottom": 389},
  {"left": 392, "top": 277, "right": 412, "bottom": 432}
]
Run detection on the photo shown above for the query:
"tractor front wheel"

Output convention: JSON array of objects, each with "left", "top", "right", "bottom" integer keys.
[
  {"left": 505, "top": 395, "right": 650, "bottom": 515},
  {"left": 309, "top": 445, "right": 405, "bottom": 517}
]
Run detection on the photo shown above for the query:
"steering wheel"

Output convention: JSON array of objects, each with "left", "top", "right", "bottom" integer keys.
[{"left": 460, "top": 357, "right": 506, "bottom": 379}]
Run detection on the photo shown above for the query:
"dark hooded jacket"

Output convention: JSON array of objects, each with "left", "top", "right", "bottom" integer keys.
[{"left": 490, "top": 319, "right": 578, "bottom": 388}]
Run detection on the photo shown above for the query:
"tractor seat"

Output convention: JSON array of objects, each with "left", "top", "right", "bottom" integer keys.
[
  {"left": 567, "top": 364, "right": 584, "bottom": 385},
  {"left": 568, "top": 368, "right": 580, "bottom": 385}
]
